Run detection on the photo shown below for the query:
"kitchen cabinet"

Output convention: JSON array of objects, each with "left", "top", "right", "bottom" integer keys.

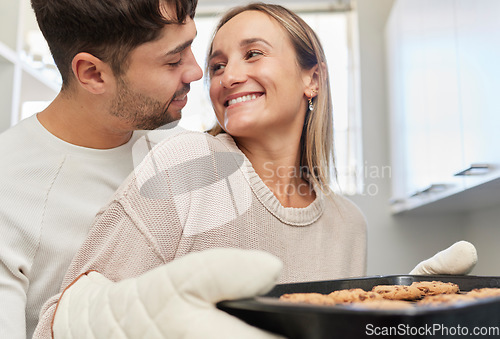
[
  {"left": 386, "top": 0, "right": 500, "bottom": 214},
  {"left": 455, "top": 0, "right": 500, "bottom": 189},
  {"left": 0, "top": 0, "right": 60, "bottom": 133}
]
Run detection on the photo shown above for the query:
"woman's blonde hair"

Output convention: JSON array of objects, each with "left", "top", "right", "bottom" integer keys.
[{"left": 206, "top": 2, "right": 335, "bottom": 194}]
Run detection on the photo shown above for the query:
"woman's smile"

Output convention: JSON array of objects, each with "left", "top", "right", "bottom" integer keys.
[{"left": 225, "top": 92, "right": 264, "bottom": 108}]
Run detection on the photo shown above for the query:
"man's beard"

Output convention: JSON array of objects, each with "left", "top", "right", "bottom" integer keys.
[{"left": 109, "top": 77, "right": 184, "bottom": 130}]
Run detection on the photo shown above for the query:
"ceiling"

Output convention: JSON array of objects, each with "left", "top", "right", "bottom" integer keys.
[{"left": 196, "top": 0, "right": 353, "bottom": 15}]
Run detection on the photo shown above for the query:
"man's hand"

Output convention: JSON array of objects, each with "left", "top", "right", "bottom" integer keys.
[
  {"left": 53, "top": 248, "right": 284, "bottom": 339},
  {"left": 409, "top": 241, "right": 477, "bottom": 275}
]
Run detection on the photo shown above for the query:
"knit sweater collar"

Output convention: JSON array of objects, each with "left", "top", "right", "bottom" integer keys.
[{"left": 216, "top": 133, "right": 325, "bottom": 226}]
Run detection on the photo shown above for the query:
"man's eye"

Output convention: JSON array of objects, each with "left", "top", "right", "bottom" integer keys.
[{"left": 167, "top": 59, "right": 182, "bottom": 67}]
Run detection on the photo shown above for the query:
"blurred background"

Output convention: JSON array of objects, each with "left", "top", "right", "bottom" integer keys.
[{"left": 1, "top": 0, "right": 499, "bottom": 276}]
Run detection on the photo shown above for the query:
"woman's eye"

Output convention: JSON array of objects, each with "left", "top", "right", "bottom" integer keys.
[
  {"left": 210, "top": 63, "right": 225, "bottom": 74},
  {"left": 245, "top": 50, "right": 263, "bottom": 59}
]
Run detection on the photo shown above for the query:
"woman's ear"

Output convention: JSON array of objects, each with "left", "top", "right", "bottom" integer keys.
[
  {"left": 302, "top": 63, "right": 321, "bottom": 98},
  {"left": 71, "top": 53, "right": 113, "bottom": 94}
]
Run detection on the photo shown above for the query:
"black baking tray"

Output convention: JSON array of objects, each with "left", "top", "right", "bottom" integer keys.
[{"left": 217, "top": 275, "right": 500, "bottom": 338}]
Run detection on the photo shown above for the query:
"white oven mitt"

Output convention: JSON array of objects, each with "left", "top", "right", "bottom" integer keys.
[
  {"left": 53, "top": 248, "right": 285, "bottom": 339},
  {"left": 409, "top": 241, "right": 478, "bottom": 275}
]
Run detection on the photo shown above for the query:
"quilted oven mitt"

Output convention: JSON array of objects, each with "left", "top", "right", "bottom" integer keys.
[
  {"left": 409, "top": 241, "right": 478, "bottom": 275},
  {"left": 52, "top": 248, "right": 285, "bottom": 339}
]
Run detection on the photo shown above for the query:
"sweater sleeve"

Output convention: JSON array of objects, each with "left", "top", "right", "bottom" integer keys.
[
  {"left": 33, "top": 131, "right": 219, "bottom": 338},
  {"left": 334, "top": 194, "right": 368, "bottom": 276},
  {"left": 32, "top": 199, "right": 167, "bottom": 339}
]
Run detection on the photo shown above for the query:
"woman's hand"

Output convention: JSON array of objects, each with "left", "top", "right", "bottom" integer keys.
[
  {"left": 409, "top": 241, "right": 478, "bottom": 275},
  {"left": 52, "top": 248, "right": 285, "bottom": 339}
]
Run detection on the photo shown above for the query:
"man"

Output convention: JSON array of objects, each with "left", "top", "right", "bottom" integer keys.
[{"left": 0, "top": 0, "right": 282, "bottom": 338}]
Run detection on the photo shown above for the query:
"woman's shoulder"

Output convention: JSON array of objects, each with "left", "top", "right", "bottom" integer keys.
[
  {"left": 130, "top": 129, "right": 230, "bottom": 166},
  {"left": 324, "top": 192, "right": 367, "bottom": 226},
  {"left": 151, "top": 129, "right": 234, "bottom": 152},
  {"left": 120, "top": 130, "right": 242, "bottom": 197}
]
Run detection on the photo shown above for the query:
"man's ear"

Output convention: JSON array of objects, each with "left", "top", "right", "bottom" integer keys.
[{"left": 71, "top": 52, "right": 113, "bottom": 94}]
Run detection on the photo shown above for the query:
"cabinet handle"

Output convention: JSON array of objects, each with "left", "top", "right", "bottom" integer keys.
[
  {"left": 410, "top": 184, "right": 448, "bottom": 197},
  {"left": 454, "top": 164, "right": 490, "bottom": 176},
  {"left": 388, "top": 197, "right": 405, "bottom": 205}
]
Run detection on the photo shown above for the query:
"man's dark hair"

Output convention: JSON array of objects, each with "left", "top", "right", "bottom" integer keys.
[{"left": 31, "top": 0, "right": 197, "bottom": 89}]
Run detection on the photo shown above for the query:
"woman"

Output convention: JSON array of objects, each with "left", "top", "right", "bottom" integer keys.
[
  {"left": 202, "top": 3, "right": 367, "bottom": 280},
  {"left": 34, "top": 3, "right": 366, "bottom": 338}
]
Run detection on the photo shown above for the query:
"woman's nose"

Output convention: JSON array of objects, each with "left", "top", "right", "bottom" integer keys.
[{"left": 220, "top": 61, "right": 247, "bottom": 88}]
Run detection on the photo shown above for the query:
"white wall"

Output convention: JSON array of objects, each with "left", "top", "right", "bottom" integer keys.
[
  {"left": 463, "top": 205, "right": 500, "bottom": 275},
  {"left": 351, "top": 0, "right": 475, "bottom": 276}
]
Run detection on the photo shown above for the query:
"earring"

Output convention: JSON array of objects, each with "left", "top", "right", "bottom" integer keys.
[{"left": 308, "top": 89, "right": 318, "bottom": 111}]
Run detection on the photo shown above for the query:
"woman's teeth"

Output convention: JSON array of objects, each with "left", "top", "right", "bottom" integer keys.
[{"left": 228, "top": 94, "right": 257, "bottom": 106}]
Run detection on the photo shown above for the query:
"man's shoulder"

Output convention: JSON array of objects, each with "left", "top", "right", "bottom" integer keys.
[
  {"left": 0, "top": 117, "right": 42, "bottom": 161},
  {"left": 0, "top": 116, "right": 34, "bottom": 143}
]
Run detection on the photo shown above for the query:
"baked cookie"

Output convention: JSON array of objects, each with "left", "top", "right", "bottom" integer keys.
[
  {"left": 410, "top": 281, "right": 459, "bottom": 296},
  {"left": 328, "top": 288, "right": 383, "bottom": 303},
  {"left": 417, "top": 294, "right": 473, "bottom": 306},
  {"left": 372, "top": 285, "right": 423, "bottom": 300},
  {"left": 466, "top": 287, "right": 500, "bottom": 299},
  {"left": 279, "top": 293, "right": 337, "bottom": 305}
]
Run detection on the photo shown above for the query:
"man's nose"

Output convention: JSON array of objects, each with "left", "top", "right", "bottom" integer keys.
[{"left": 183, "top": 48, "right": 203, "bottom": 83}]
